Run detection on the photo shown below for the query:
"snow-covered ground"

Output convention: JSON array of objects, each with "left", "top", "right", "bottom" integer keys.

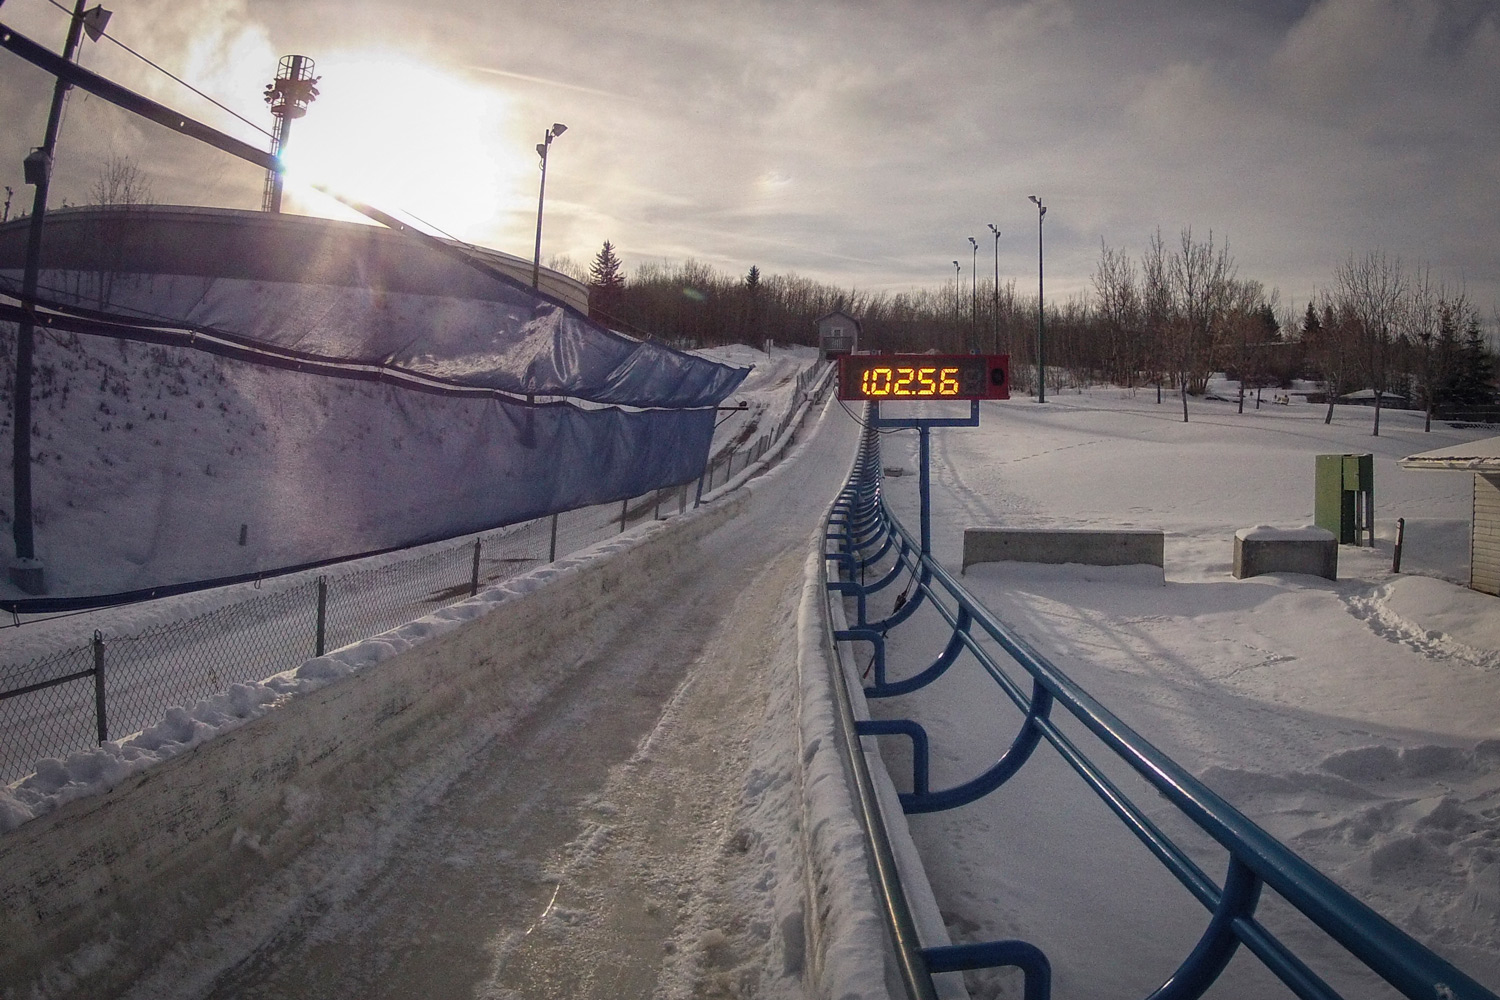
[
  {"left": 0, "top": 341, "right": 814, "bottom": 654},
  {"left": 0, "top": 343, "right": 819, "bottom": 786},
  {"left": 867, "top": 385, "right": 1500, "bottom": 997},
  {"left": 6, "top": 362, "right": 1500, "bottom": 999}
]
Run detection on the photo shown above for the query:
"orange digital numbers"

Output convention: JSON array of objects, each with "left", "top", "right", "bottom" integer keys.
[
  {"left": 839, "top": 355, "right": 1009, "bottom": 401},
  {"left": 858, "top": 366, "right": 962, "bottom": 397}
]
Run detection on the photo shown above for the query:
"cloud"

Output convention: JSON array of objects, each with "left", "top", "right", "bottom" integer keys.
[{"left": 1, "top": 0, "right": 1496, "bottom": 309}]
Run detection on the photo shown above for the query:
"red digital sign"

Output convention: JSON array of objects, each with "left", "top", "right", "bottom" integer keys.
[{"left": 837, "top": 354, "right": 1009, "bottom": 401}]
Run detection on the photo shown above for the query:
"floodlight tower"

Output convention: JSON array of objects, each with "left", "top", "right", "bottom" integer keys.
[{"left": 262, "top": 55, "right": 319, "bottom": 213}]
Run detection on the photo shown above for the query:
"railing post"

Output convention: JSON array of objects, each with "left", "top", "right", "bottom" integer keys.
[
  {"left": 548, "top": 512, "right": 559, "bottom": 562},
  {"left": 315, "top": 576, "right": 327, "bottom": 657},
  {"left": 470, "top": 538, "right": 482, "bottom": 596},
  {"left": 679, "top": 484, "right": 687, "bottom": 515},
  {"left": 619, "top": 498, "right": 628, "bottom": 533},
  {"left": 92, "top": 630, "right": 107, "bottom": 744}
]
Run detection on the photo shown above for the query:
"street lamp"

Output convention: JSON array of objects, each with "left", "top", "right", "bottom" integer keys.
[
  {"left": 531, "top": 122, "right": 567, "bottom": 289},
  {"left": 10, "top": 0, "right": 111, "bottom": 595},
  {"left": 952, "top": 260, "right": 961, "bottom": 338},
  {"left": 987, "top": 224, "right": 1001, "bottom": 353},
  {"left": 1028, "top": 195, "right": 1047, "bottom": 403},
  {"left": 968, "top": 236, "right": 978, "bottom": 351}
]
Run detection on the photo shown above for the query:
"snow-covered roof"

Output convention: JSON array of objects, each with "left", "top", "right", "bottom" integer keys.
[
  {"left": 1400, "top": 436, "right": 1500, "bottom": 471},
  {"left": 815, "top": 309, "right": 862, "bottom": 330}
]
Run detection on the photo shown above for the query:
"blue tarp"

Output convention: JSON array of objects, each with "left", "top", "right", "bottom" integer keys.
[
  {"left": 3, "top": 267, "right": 748, "bottom": 408},
  {"left": 0, "top": 211, "right": 750, "bottom": 607},
  {"left": 0, "top": 329, "right": 718, "bottom": 605}
]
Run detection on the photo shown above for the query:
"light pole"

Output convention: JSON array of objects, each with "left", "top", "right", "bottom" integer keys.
[
  {"left": 967, "top": 236, "right": 978, "bottom": 351},
  {"left": 11, "top": 0, "right": 111, "bottom": 595},
  {"left": 531, "top": 122, "right": 567, "bottom": 289},
  {"left": 987, "top": 224, "right": 1000, "bottom": 353},
  {"left": 1028, "top": 195, "right": 1047, "bottom": 403},
  {"left": 952, "top": 260, "right": 961, "bottom": 341}
]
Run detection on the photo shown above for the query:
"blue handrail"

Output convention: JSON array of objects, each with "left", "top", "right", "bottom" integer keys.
[{"left": 823, "top": 414, "right": 1499, "bottom": 1000}]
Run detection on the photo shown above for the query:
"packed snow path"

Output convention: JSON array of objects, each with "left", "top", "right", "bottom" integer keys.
[{"left": 122, "top": 398, "right": 862, "bottom": 1000}]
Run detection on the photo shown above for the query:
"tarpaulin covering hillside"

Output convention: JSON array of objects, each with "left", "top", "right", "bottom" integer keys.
[
  {"left": 0, "top": 209, "right": 750, "bottom": 607},
  {"left": 0, "top": 207, "right": 749, "bottom": 408}
]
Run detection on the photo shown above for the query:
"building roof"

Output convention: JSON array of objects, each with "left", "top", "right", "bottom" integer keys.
[
  {"left": 815, "top": 309, "right": 862, "bottom": 330},
  {"left": 1400, "top": 436, "right": 1500, "bottom": 471}
]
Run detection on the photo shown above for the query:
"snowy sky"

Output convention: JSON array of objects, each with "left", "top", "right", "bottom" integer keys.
[{"left": 2, "top": 0, "right": 1498, "bottom": 310}]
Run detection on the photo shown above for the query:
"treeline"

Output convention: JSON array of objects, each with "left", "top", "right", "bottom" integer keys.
[
  {"left": 568, "top": 234, "right": 1496, "bottom": 430},
  {"left": 575, "top": 247, "right": 999, "bottom": 359}
]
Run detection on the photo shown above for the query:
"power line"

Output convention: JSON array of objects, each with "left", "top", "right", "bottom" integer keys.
[{"left": 40, "top": 0, "right": 272, "bottom": 140}]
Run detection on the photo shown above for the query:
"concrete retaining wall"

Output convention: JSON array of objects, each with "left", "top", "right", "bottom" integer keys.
[
  {"left": 1233, "top": 526, "right": 1338, "bottom": 581},
  {"left": 0, "top": 492, "right": 747, "bottom": 996},
  {"left": 962, "top": 528, "right": 1164, "bottom": 572}
]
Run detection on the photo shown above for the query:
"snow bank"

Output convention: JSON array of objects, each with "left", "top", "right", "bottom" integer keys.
[{"left": 0, "top": 492, "right": 750, "bottom": 994}]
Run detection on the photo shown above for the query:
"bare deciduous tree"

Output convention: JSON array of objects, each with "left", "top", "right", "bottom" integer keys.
[
  {"left": 1332, "top": 250, "right": 1405, "bottom": 436},
  {"left": 1093, "top": 240, "right": 1141, "bottom": 387},
  {"left": 89, "top": 154, "right": 154, "bottom": 208},
  {"left": 1168, "top": 228, "right": 1235, "bottom": 421}
]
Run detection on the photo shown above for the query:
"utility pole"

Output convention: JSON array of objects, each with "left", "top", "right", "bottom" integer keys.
[
  {"left": 10, "top": 0, "right": 110, "bottom": 594},
  {"left": 1028, "top": 195, "right": 1047, "bottom": 403},
  {"left": 531, "top": 123, "right": 567, "bottom": 288},
  {"left": 987, "top": 224, "right": 1000, "bottom": 354},
  {"left": 968, "top": 236, "right": 978, "bottom": 352}
]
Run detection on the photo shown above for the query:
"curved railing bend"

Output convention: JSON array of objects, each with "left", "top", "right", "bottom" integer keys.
[{"left": 821, "top": 410, "right": 1498, "bottom": 1000}]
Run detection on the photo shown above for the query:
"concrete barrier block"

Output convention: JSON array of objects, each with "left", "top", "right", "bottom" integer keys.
[
  {"left": 1233, "top": 526, "right": 1338, "bottom": 581},
  {"left": 962, "top": 528, "right": 1164, "bottom": 572}
]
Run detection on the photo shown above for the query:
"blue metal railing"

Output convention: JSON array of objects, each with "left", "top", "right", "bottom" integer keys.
[{"left": 821, "top": 410, "right": 1499, "bottom": 1000}]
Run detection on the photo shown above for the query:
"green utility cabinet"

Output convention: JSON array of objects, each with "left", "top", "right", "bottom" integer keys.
[{"left": 1315, "top": 453, "right": 1374, "bottom": 545}]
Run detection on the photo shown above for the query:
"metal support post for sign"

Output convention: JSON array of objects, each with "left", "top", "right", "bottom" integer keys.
[
  {"left": 919, "top": 426, "right": 932, "bottom": 555},
  {"left": 315, "top": 576, "right": 327, "bottom": 657},
  {"left": 92, "top": 630, "right": 107, "bottom": 744},
  {"left": 548, "top": 513, "right": 559, "bottom": 562},
  {"left": 470, "top": 538, "right": 482, "bottom": 596},
  {"left": 870, "top": 399, "right": 981, "bottom": 557}
]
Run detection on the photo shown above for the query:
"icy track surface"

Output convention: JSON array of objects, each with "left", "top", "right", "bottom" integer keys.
[{"left": 117, "top": 395, "right": 862, "bottom": 1000}]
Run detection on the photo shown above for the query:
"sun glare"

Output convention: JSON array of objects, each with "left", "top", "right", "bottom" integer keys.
[{"left": 279, "top": 53, "right": 527, "bottom": 241}]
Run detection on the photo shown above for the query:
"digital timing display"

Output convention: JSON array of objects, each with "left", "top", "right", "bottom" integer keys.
[{"left": 837, "top": 354, "right": 1009, "bottom": 401}]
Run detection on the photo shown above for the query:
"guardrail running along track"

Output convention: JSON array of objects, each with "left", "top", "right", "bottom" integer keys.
[{"left": 820, "top": 405, "right": 1498, "bottom": 1000}]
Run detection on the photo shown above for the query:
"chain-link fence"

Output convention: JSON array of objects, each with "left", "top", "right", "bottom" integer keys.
[{"left": 1, "top": 361, "right": 835, "bottom": 784}]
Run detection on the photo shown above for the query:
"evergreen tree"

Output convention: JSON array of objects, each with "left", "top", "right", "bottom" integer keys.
[
  {"left": 1452, "top": 315, "right": 1495, "bottom": 404},
  {"left": 589, "top": 240, "right": 625, "bottom": 293},
  {"left": 746, "top": 264, "right": 760, "bottom": 291},
  {"left": 588, "top": 240, "right": 626, "bottom": 323},
  {"left": 1301, "top": 300, "right": 1321, "bottom": 340}
]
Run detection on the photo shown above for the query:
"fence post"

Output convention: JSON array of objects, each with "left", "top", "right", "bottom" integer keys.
[
  {"left": 470, "top": 538, "right": 482, "bottom": 596},
  {"left": 92, "top": 630, "right": 107, "bottom": 744},
  {"left": 695, "top": 469, "right": 705, "bottom": 508},
  {"left": 315, "top": 576, "right": 328, "bottom": 657},
  {"left": 680, "top": 484, "right": 687, "bottom": 515},
  {"left": 548, "top": 512, "right": 559, "bottom": 562},
  {"left": 619, "top": 498, "right": 629, "bottom": 533}
]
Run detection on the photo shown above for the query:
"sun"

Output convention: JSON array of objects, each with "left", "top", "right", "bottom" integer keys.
[{"left": 278, "top": 53, "right": 527, "bottom": 241}]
